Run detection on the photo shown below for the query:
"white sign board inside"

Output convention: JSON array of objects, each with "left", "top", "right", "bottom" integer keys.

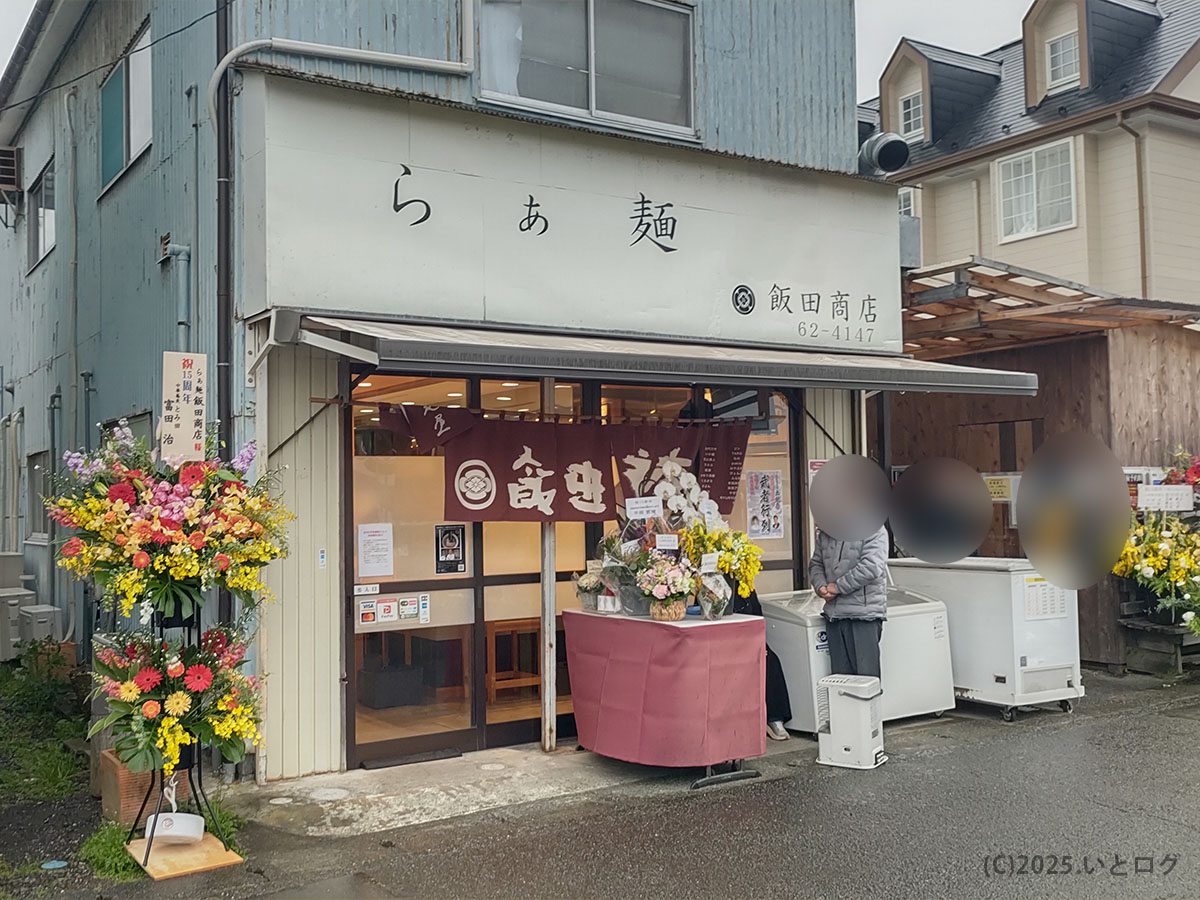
[
  {"left": 160, "top": 351, "right": 208, "bottom": 461},
  {"left": 255, "top": 78, "right": 903, "bottom": 355},
  {"left": 1138, "top": 484, "right": 1195, "bottom": 512}
]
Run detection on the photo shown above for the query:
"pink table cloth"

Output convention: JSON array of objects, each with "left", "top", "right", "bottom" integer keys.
[{"left": 563, "top": 610, "right": 766, "bottom": 768}]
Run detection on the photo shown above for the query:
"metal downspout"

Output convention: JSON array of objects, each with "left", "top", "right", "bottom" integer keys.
[
  {"left": 164, "top": 244, "right": 193, "bottom": 352},
  {"left": 1117, "top": 111, "right": 1150, "bottom": 299},
  {"left": 216, "top": 0, "right": 232, "bottom": 623},
  {"left": 64, "top": 88, "right": 79, "bottom": 453}
]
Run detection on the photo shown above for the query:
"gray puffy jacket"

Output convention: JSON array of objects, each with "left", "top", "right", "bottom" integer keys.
[{"left": 808, "top": 526, "right": 889, "bottom": 620}]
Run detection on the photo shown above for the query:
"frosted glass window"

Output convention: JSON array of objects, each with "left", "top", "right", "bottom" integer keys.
[{"left": 482, "top": 0, "right": 693, "bottom": 132}]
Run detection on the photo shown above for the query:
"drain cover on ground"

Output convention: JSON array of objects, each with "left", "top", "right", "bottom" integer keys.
[
  {"left": 309, "top": 788, "right": 351, "bottom": 802},
  {"left": 480, "top": 763, "right": 506, "bottom": 771},
  {"left": 269, "top": 796, "right": 295, "bottom": 805}
]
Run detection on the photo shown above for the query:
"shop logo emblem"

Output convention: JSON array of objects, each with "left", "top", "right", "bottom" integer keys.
[
  {"left": 455, "top": 459, "right": 497, "bottom": 510},
  {"left": 731, "top": 285, "right": 755, "bottom": 315}
]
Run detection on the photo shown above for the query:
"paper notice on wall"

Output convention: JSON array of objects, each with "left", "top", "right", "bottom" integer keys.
[
  {"left": 376, "top": 599, "right": 399, "bottom": 623},
  {"left": 160, "top": 351, "right": 208, "bottom": 461},
  {"left": 397, "top": 597, "right": 419, "bottom": 620},
  {"left": 984, "top": 476, "right": 1013, "bottom": 501},
  {"left": 746, "top": 470, "right": 784, "bottom": 539},
  {"left": 808, "top": 460, "right": 827, "bottom": 486},
  {"left": 625, "top": 496, "right": 664, "bottom": 521},
  {"left": 357, "top": 523, "right": 394, "bottom": 578},
  {"left": 419, "top": 593, "right": 431, "bottom": 624}
]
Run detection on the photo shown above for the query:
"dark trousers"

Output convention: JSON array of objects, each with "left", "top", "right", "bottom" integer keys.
[
  {"left": 765, "top": 647, "right": 791, "bottom": 723},
  {"left": 826, "top": 617, "right": 883, "bottom": 677}
]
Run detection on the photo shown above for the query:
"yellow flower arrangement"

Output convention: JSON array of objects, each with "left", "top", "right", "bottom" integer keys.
[
  {"left": 155, "top": 716, "right": 194, "bottom": 777},
  {"left": 680, "top": 520, "right": 764, "bottom": 598},
  {"left": 1113, "top": 511, "right": 1200, "bottom": 613}
]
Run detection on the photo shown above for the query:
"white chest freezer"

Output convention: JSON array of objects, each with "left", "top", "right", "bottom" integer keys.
[
  {"left": 761, "top": 587, "right": 955, "bottom": 734},
  {"left": 888, "top": 557, "right": 1084, "bottom": 721}
]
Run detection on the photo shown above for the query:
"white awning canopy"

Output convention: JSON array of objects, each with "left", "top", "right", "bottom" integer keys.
[{"left": 261, "top": 312, "right": 1038, "bottom": 396}]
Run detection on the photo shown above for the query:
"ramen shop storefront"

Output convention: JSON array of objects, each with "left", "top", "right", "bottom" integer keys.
[
  {"left": 293, "top": 320, "right": 1036, "bottom": 767},
  {"left": 245, "top": 75, "right": 1035, "bottom": 778}
]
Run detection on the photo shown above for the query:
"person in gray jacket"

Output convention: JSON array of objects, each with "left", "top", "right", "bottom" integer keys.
[{"left": 809, "top": 525, "right": 889, "bottom": 677}]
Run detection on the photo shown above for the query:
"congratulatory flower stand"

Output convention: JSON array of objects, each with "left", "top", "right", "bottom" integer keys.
[{"left": 48, "top": 422, "right": 292, "bottom": 878}]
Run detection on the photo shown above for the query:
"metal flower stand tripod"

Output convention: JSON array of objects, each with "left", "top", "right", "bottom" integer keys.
[{"left": 126, "top": 743, "right": 230, "bottom": 867}]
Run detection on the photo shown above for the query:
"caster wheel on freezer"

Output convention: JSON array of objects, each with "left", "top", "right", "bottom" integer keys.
[
  {"left": 932, "top": 710, "right": 946, "bottom": 718},
  {"left": 1001, "top": 707, "right": 1016, "bottom": 723},
  {"left": 1059, "top": 700, "right": 1074, "bottom": 713}
]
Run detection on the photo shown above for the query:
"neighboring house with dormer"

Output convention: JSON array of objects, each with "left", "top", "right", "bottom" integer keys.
[{"left": 862, "top": 0, "right": 1200, "bottom": 668}]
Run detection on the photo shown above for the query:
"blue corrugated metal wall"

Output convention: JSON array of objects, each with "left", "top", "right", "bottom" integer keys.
[{"left": 230, "top": 0, "right": 857, "bottom": 172}]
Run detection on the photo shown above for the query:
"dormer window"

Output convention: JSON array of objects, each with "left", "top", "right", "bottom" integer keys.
[
  {"left": 1046, "top": 31, "right": 1080, "bottom": 91},
  {"left": 899, "top": 92, "right": 924, "bottom": 141}
]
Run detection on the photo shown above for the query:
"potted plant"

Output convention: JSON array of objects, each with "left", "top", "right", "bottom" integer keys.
[
  {"left": 573, "top": 572, "right": 605, "bottom": 612},
  {"left": 595, "top": 532, "right": 652, "bottom": 616},
  {"left": 636, "top": 551, "right": 695, "bottom": 622}
]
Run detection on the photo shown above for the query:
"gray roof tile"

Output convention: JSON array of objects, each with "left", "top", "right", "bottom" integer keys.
[{"left": 866, "top": 0, "right": 1200, "bottom": 168}]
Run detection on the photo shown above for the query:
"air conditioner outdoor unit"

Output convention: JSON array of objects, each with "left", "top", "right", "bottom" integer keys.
[{"left": 816, "top": 674, "right": 887, "bottom": 770}]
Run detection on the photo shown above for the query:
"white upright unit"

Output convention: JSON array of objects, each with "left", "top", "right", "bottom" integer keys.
[
  {"left": 0, "top": 589, "right": 36, "bottom": 662},
  {"left": 761, "top": 587, "right": 955, "bottom": 734},
  {"left": 888, "top": 557, "right": 1085, "bottom": 721},
  {"left": 816, "top": 674, "right": 886, "bottom": 769}
]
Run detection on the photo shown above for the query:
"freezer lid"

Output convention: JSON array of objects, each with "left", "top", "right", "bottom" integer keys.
[
  {"left": 760, "top": 592, "right": 826, "bottom": 627},
  {"left": 886, "top": 587, "right": 946, "bottom": 612},
  {"left": 889, "top": 556, "right": 1035, "bottom": 573}
]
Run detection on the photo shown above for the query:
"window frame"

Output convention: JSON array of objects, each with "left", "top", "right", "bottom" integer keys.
[
  {"left": 994, "top": 137, "right": 1077, "bottom": 244},
  {"left": 25, "top": 156, "right": 55, "bottom": 272},
  {"left": 897, "top": 186, "right": 915, "bottom": 217},
  {"left": 478, "top": 0, "right": 698, "bottom": 141},
  {"left": 1045, "top": 30, "right": 1081, "bottom": 93},
  {"left": 99, "top": 21, "right": 152, "bottom": 196},
  {"left": 898, "top": 91, "right": 925, "bottom": 142}
]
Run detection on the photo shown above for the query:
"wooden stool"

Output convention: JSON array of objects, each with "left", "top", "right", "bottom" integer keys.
[{"left": 486, "top": 617, "right": 541, "bottom": 702}]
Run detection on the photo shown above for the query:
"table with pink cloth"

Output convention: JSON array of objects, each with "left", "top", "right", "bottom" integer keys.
[{"left": 562, "top": 609, "right": 766, "bottom": 768}]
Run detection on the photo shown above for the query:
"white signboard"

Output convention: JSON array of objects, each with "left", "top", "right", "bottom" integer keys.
[
  {"left": 1138, "top": 484, "right": 1195, "bottom": 512},
  {"left": 160, "top": 351, "right": 208, "bottom": 461},
  {"left": 655, "top": 533, "right": 679, "bottom": 550},
  {"left": 255, "top": 79, "right": 903, "bottom": 355},
  {"left": 625, "top": 496, "right": 664, "bottom": 521},
  {"left": 357, "top": 523, "right": 394, "bottom": 578}
]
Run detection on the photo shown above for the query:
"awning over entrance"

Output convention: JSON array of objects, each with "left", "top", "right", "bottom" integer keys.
[{"left": 266, "top": 312, "right": 1038, "bottom": 396}]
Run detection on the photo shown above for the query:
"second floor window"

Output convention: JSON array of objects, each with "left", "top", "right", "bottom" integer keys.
[
  {"left": 1047, "top": 32, "right": 1080, "bottom": 90},
  {"left": 480, "top": 0, "right": 694, "bottom": 135},
  {"left": 899, "top": 92, "right": 924, "bottom": 141},
  {"left": 26, "top": 157, "right": 55, "bottom": 268},
  {"left": 101, "top": 23, "right": 152, "bottom": 188},
  {"left": 997, "top": 139, "right": 1075, "bottom": 241},
  {"left": 898, "top": 186, "right": 914, "bottom": 217}
]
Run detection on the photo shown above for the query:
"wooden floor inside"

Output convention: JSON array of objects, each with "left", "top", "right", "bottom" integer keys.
[{"left": 356, "top": 692, "right": 575, "bottom": 743}]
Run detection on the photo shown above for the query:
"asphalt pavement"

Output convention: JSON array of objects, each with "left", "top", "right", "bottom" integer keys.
[{"left": 88, "top": 669, "right": 1200, "bottom": 900}]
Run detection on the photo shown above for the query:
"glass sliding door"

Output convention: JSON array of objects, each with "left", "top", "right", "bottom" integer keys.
[{"left": 349, "top": 375, "right": 479, "bottom": 761}]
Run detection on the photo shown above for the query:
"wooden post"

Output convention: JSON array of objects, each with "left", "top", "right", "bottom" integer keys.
[{"left": 540, "top": 377, "right": 557, "bottom": 751}]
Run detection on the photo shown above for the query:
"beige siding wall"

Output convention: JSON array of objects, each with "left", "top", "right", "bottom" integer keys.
[
  {"left": 920, "top": 135, "right": 1102, "bottom": 284},
  {"left": 1093, "top": 129, "right": 1143, "bottom": 296},
  {"left": 260, "top": 345, "right": 343, "bottom": 781},
  {"left": 893, "top": 60, "right": 923, "bottom": 134},
  {"left": 1144, "top": 122, "right": 1200, "bottom": 302},
  {"left": 1168, "top": 59, "right": 1200, "bottom": 104},
  {"left": 804, "top": 388, "right": 856, "bottom": 548}
]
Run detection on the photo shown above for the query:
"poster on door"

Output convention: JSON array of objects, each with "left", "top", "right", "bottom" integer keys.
[{"left": 746, "top": 470, "right": 784, "bottom": 539}]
